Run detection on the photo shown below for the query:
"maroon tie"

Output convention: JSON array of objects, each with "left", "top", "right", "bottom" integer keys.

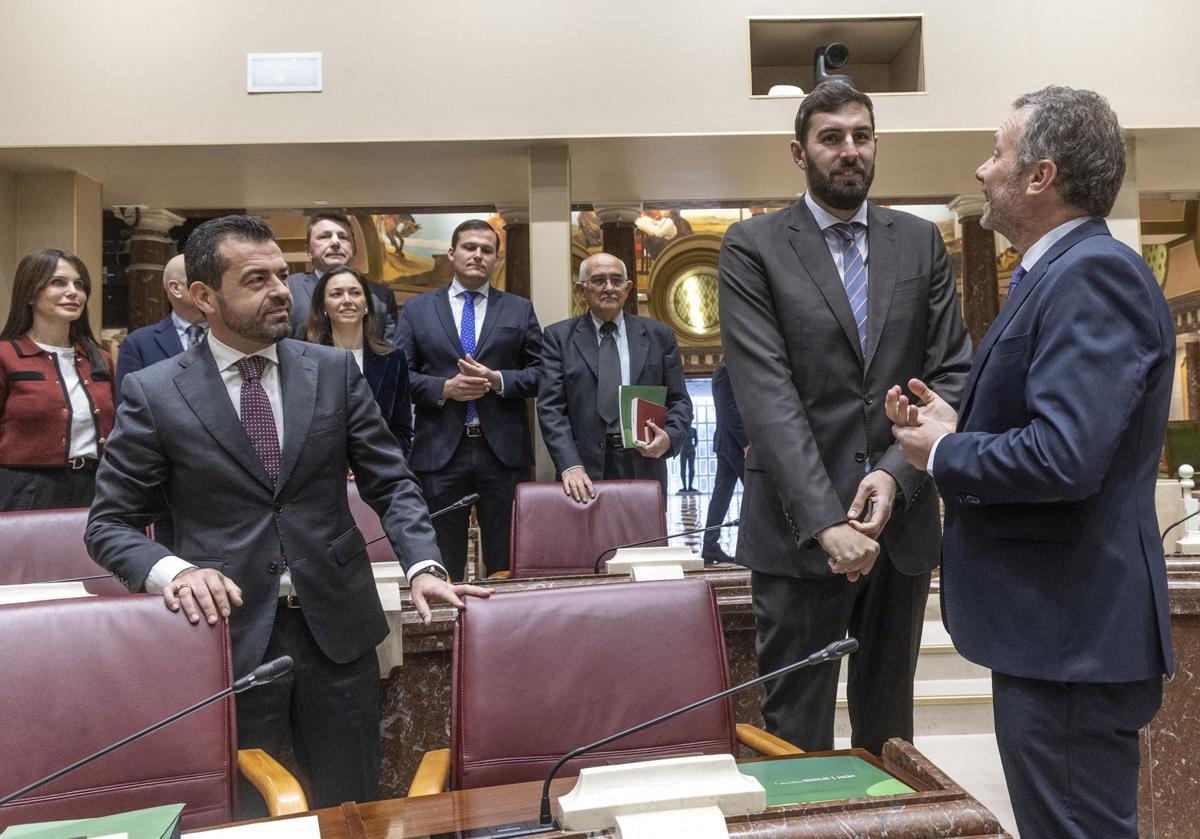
[{"left": 236, "top": 355, "right": 280, "bottom": 483}]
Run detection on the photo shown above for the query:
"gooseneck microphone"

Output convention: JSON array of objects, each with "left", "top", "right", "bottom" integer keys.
[
  {"left": 0, "top": 656, "right": 294, "bottom": 808},
  {"left": 522, "top": 637, "right": 859, "bottom": 831},
  {"left": 593, "top": 518, "right": 739, "bottom": 574},
  {"left": 363, "top": 493, "right": 480, "bottom": 552}
]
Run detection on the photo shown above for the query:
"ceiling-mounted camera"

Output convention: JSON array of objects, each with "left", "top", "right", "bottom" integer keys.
[{"left": 814, "top": 43, "right": 855, "bottom": 88}]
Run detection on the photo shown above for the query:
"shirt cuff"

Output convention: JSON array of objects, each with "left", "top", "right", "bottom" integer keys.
[
  {"left": 405, "top": 559, "right": 449, "bottom": 583},
  {"left": 145, "top": 555, "right": 196, "bottom": 594},
  {"left": 496, "top": 371, "right": 505, "bottom": 396},
  {"left": 927, "top": 432, "right": 951, "bottom": 475}
]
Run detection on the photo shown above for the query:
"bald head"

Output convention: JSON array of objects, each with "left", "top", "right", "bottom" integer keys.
[
  {"left": 162, "top": 253, "right": 204, "bottom": 323},
  {"left": 576, "top": 252, "right": 632, "bottom": 322}
]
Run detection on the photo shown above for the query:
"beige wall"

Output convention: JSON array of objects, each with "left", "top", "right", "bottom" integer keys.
[
  {"left": 0, "top": 169, "right": 16, "bottom": 327},
  {"left": 1, "top": 0, "right": 1197, "bottom": 150}
]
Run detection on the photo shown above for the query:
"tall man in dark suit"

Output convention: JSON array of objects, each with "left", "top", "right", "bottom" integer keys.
[
  {"left": 115, "top": 254, "right": 207, "bottom": 401},
  {"left": 288, "top": 211, "right": 399, "bottom": 344},
  {"left": 394, "top": 219, "right": 542, "bottom": 580},
  {"left": 86, "top": 215, "right": 486, "bottom": 814},
  {"left": 718, "top": 82, "right": 972, "bottom": 755},
  {"left": 700, "top": 359, "right": 746, "bottom": 563},
  {"left": 888, "top": 87, "right": 1173, "bottom": 839},
  {"left": 539, "top": 252, "right": 693, "bottom": 503}
]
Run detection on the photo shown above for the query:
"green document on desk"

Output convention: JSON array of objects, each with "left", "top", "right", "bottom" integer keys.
[
  {"left": 0, "top": 802, "right": 183, "bottom": 838},
  {"left": 739, "top": 756, "right": 914, "bottom": 807}
]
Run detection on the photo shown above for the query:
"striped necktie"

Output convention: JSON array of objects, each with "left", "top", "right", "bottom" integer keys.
[{"left": 829, "top": 222, "right": 868, "bottom": 354}]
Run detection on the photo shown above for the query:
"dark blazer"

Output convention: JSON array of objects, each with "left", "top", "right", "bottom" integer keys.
[
  {"left": 933, "top": 219, "right": 1174, "bottom": 683},
  {"left": 85, "top": 339, "right": 441, "bottom": 677},
  {"left": 288, "top": 271, "right": 399, "bottom": 345},
  {"left": 538, "top": 313, "right": 693, "bottom": 483},
  {"left": 719, "top": 199, "right": 972, "bottom": 578},
  {"left": 116, "top": 315, "right": 184, "bottom": 402},
  {"left": 395, "top": 286, "right": 542, "bottom": 473},
  {"left": 362, "top": 346, "right": 413, "bottom": 457},
  {"left": 711, "top": 360, "right": 747, "bottom": 459}
]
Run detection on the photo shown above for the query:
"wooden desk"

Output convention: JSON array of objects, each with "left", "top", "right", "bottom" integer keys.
[{"left": 223, "top": 741, "right": 1009, "bottom": 838}]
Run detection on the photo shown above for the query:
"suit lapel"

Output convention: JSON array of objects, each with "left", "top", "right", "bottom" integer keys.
[
  {"left": 153, "top": 317, "right": 184, "bottom": 359},
  {"left": 627, "top": 314, "right": 650, "bottom": 383},
  {"left": 570, "top": 316, "right": 600, "bottom": 380},
  {"left": 435, "top": 288, "right": 464, "bottom": 354},
  {"left": 275, "top": 340, "right": 317, "bottom": 494},
  {"left": 362, "top": 345, "right": 384, "bottom": 395},
  {"left": 174, "top": 346, "right": 274, "bottom": 492},
  {"left": 475, "top": 288, "right": 502, "bottom": 352},
  {"left": 786, "top": 202, "right": 863, "bottom": 364},
  {"left": 863, "top": 206, "right": 898, "bottom": 373},
  {"left": 958, "top": 218, "right": 1111, "bottom": 420}
]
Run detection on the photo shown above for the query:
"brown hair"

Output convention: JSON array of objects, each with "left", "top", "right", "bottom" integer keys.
[{"left": 303, "top": 266, "right": 392, "bottom": 355}]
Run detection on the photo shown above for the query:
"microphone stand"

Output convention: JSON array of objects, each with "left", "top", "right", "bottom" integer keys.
[{"left": 593, "top": 519, "right": 739, "bottom": 574}]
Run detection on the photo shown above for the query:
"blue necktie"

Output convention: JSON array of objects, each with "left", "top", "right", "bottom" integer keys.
[
  {"left": 460, "top": 290, "right": 478, "bottom": 424},
  {"left": 829, "top": 222, "right": 868, "bottom": 354},
  {"left": 1007, "top": 265, "right": 1027, "bottom": 302}
]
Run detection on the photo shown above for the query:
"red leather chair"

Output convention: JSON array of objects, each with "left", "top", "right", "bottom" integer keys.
[
  {"left": 505, "top": 480, "right": 667, "bottom": 578},
  {"left": 0, "top": 595, "right": 305, "bottom": 831},
  {"left": 346, "top": 479, "right": 400, "bottom": 563},
  {"left": 407, "top": 578, "right": 800, "bottom": 795},
  {"left": 0, "top": 508, "right": 127, "bottom": 595}
]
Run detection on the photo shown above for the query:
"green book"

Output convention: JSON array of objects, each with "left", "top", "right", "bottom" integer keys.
[
  {"left": 0, "top": 802, "right": 184, "bottom": 839},
  {"left": 618, "top": 385, "right": 668, "bottom": 448},
  {"left": 739, "top": 756, "right": 914, "bottom": 807}
]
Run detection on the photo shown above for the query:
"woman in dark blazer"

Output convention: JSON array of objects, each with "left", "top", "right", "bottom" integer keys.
[
  {"left": 0, "top": 248, "right": 116, "bottom": 509},
  {"left": 304, "top": 265, "right": 412, "bottom": 456}
]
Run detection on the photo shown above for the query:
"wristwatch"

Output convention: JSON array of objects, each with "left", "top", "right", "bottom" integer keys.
[{"left": 413, "top": 566, "right": 450, "bottom": 584}]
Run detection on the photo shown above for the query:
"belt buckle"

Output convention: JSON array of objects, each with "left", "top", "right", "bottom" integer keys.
[
  {"left": 284, "top": 593, "right": 300, "bottom": 609},
  {"left": 465, "top": 425, "right": 483, "bottom": 438},
  {"left": 69, "top": 456, "right": 88, "bottom": 471}
]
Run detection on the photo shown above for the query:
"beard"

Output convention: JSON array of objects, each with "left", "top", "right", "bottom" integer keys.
[
  {"left": 215, "top": 294, "right": 292, "bottom": 345},
  {"left": 807, "top": 159, "right": 875, "bottom": 211}
]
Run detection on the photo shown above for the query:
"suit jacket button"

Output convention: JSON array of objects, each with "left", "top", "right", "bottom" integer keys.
[
  {"left": 273, "top": 503, "right": 283, "bottom": 513},
  {"left": 864, "top": 395, "right": 874, "bottom": 405},
  {"left": 965, "top": 495, "right": 981, "bottom": 505},
  {"left": 854, "top": 452, "right": 866, "bottom": 463},
  {"left": 268, "top": 561, "right": 279, "bottom": 574}
]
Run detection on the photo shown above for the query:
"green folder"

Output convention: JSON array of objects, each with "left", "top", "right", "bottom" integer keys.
[
  {"left": 739, "top": 756, "right": 914, "bottom": 807},
  {"left": 0, "top": 802, "right": 184, "bottom": 839},
  {"left": 618, "top": 385, "right": 668, "bottom": 448}
]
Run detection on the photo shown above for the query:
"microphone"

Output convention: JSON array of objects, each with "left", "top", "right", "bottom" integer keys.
[
  {"left": 22, "top": 573, "right": 114, "bottom": 585},
  {"left": 362, "top": 493, "right": 480, "bottom": 551},
  {"left": 593, "top": 519, "right": 739, "bottom": 574},
  {"left": 504, "top": 637, "right": 858, "bottom": 832},
  {"left": 0, "top": 656, "right": 294, "bottom": 808}
]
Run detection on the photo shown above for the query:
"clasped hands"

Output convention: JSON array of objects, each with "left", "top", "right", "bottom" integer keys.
[
  {"left": 818, "top": 469, "right": 895, "bottom": 582},
  {"left": 443, "top": 355, "right": 501, "bottom": 401}
]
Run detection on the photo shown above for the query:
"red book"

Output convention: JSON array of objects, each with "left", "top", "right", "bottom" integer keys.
[{"left": 631, "top": 397, "right": 668, "bottom": 445}]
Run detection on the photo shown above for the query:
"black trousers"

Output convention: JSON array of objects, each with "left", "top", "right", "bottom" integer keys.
[
  {"left": 702, "top": 448, "right": 744, "bottom": 553},
  {"left": 601, "top": 441, "right": 668, "bottom": 498},
  {"left": 235, "top": 601, "right": 380, "bottom": 817},
  {"left": 750, "top": 555, "right": 930, "bottom": 755},
  {"left": 0, "top": 463, "right": 97, "bottom": 511},
  {"left": 992, "top": 672, "right": 1162, "bottom": 839},
  {"left": 417, "top": 435, "right": 528, "bottom": 580},
  {"left": 679, "top": 450, "right": 696, "bottom": 489}
]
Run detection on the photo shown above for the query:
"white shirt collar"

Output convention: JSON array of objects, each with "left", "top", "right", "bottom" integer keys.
[
  {"left": 450, "top": 278, "right": 491, "bottom": 299},
  {"left": 804, "top": 192, "right": 869, "bottom": 230},
  {"left": 590, "top": 311, "right": 625, "bottom": 336},
  {"left": 1019, "top": 216, "right": 1093, "bottom": 272},
  {"left": 206, "top": 330, "right": 280, "bottom": 373}
]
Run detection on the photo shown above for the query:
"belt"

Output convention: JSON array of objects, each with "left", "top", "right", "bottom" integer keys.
[
  {"left": 68, "top": 457, "right": 99, "bottom": 471},
  {"left": 464, "top": 425, "right": 484, "bottom": 438},
  {"left": 279, "top": 593, "right": 300, "bottom": 609},
  {"left": 605, "top": 433, "right": 626, "bottom": 448}
]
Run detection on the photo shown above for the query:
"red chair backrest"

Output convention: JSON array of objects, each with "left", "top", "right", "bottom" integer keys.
[
  {"left": 449, "top": 578, "right": 737, "bottom": 789},
  {"left": 508, "top": 480, "right": 666, "bottom": 578},
  {"left": 0, "top": 595, "right": 237, "bottom": 831},
  {"left": 346, "top": 479, "right": 399, "bottom": 563},
  {"left": 0, "top": 508, "right": 128, "bottom": 595}
]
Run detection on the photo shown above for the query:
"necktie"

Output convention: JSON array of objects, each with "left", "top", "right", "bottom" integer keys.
[
  {"left": 236, "top": 355, "right": 281, "bottom": 483},
  {"left": 185, "top": 324, "right": 205, "bottom": 349},
  {"left": 597, "top": 321, "right": 620, "bottom": 429},
  {"left": 460, "top": 290, "right": 478, "bottom": 424},
  {"left": 829, "top": 222, "right": 868, "bottom": 354},
  {"left": 1007, "top": 265, "right": 1027, "bottom": 301}
]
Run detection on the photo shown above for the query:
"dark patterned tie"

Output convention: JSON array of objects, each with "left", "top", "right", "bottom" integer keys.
[
  {"left": 829, "top": 222, "right": 868, "bottom": 354},
  {"left": 1007, "top": 265, "right": 1027, "bottom": 301},
  {"left": 597, "top": 321, "right": 620, "bottom": 429},
  {"left": 185, "top": 324, "right": 205, "bottom": 349},
  {"left": 236, "top": 355, "right": 280, "bottom": 483},
  {"left": 460, "top": 290, "right": 478, "bottom": 424}
]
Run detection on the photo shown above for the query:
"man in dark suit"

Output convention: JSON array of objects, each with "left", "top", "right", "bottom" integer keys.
[
  {"left": 86, "top": 215, "right": 486, "bottom": 814},
  {"left": 718, "top": 82, "right": 972, "bottom": 755},
  {"left": 394, "top": 219, "right": 542, "bottom": 580},
  {"left": 539, "top": 252, "right": 693, "bottom": 503},
  {"left": 287, "top": 211, "right": 399, "bottom": 344},
  {"left": 888, "top": 86, "right": 1173, "bottom": 839},
  {"left": 700, "top": 359, "right": 746, "bottom": 563},
  {"left": 115, "top": 254, "right": 207, "bottom": 401}
]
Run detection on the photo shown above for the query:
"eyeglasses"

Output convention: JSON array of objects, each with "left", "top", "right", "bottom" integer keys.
[{"left": 583, "top": 274, "right": 629, "bottom": 289}]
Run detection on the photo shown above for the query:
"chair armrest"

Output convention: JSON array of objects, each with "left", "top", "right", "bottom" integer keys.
[
  {"left": 735, "top": 723, "right": 804, "bottom": 756},
  {"left": 237, "top": 748, "right": 308, "bottom": 816},
  {"left": 488, "top": 571, "right": 511, "bottom": 580},
  {"left": 408, "top": 748, "right": 451, "bottom": 797}
]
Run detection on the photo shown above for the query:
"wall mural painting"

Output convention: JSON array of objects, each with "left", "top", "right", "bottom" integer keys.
[{"left": 368, "top": 212, "right": 506, "bottom": 300}]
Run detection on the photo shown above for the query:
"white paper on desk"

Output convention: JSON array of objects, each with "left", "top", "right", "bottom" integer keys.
[{"left": 184, "top": 815, "right": 320, "bottom": 838}]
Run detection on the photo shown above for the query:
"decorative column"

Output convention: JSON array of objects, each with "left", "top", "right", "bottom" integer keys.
[
  {"left": 595, "top": 203, "right": 642, "bottom": 316},
  {"left": 118, "top": 206, "right": 185, "bottom": 330},
  {"left": 1187, "top": 341, "right": 1200, "bottom": 420},
  {"left": 949, "top": 195, "right": 999, "bottom": 349},
  {"left": 497, "top": 205, "right": 530, "bottom": 299}
]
